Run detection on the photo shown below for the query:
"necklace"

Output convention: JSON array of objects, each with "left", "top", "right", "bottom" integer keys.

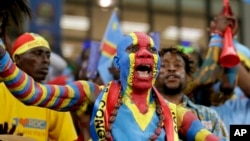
[{"left": 105, "top": 90, "right": 165, "bottom": 141}]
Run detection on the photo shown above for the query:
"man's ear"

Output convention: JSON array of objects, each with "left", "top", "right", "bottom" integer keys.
[
  {"left": 113, "top": 56, "right": 120, "bottom": 69},
  {"left": 14, "top": 55, "right": 20, "bottom": 64}
]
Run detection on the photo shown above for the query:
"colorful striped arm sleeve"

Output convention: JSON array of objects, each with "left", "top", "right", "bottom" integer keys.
[
  {"left": 193, "top": 34, "right": 222, "bottom": 86},
  {"left": 177, "top": 107, "right": 219, "bottom": 141},
  {"left": 0, "top": 53, "right": 101, "bottom": 111}
]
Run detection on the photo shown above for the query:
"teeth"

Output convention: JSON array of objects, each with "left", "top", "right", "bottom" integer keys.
[
  {"left": 167, "top": 75, "right": 177, "bottom": 79},
  {"left": 169, "top": 76, "right": 175, "bottom": 79},
  {"left": 137, "top": 71, "right": 149, "bottom": 77}
]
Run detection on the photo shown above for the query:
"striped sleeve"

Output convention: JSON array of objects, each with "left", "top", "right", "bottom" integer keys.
[
  {"left": 0, "top": 53, "right": 101, "bottom": 111},
  {"left": 209, "top": 34, "right": 223, "bottom": 48},
  {"left": 177, "top": 106, "right": 220, "bottom": 141}
]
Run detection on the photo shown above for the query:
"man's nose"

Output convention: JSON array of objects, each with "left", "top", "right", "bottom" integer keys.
[
  {"left": 167, "top": 64, "right": 176, "bottom": 72},
  {"left": 42, "top": 54, "right": 50, "bottom": 63},
  {"left": 137, "top": 48, "right": 152, "bottom": 58}
]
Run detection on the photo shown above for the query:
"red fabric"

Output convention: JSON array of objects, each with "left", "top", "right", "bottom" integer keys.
[
  {"left": 76, "top": 134, "right": 84, "bottom": 141},
  {"left": 153, "top": 86, "right": 175, "bottom": 141},
  {"left": 105, "top": 81, "right": 121, "bottom": 141},
  {"left": 12, "top": 33, "right": 35, "bottom": 55},
  {"left": 179, "top": 111, "right": 199, "bottom": 137},
  {"left": 205, "top": 134, "right": 220, "bottom": 141},
  {"left": 47, "top": 75, "right": 68, "bottom": 85}
]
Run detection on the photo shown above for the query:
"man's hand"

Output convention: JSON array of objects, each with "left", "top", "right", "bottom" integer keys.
[
  {"left": 0, "top": 122, "right": 16, "bottom": 135},
  {"left": 208, "top": 14, "right": 238, "bottom": 35}
]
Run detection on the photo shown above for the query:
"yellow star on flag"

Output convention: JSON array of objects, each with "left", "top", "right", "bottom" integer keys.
[{"left": 112, "top": 22, "right": 117, "bottom": 30}]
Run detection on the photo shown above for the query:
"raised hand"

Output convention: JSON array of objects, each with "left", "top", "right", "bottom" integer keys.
[
  {"left": 0, "top": 122, "right": 16, "bottom": 135},
  {"left": 209, "top": 14, "right": 238, "bottom": 35}
]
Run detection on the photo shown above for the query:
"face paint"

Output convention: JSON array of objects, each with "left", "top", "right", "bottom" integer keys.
[{"left": 115, "top": 32, "right": 160, "bottom": 94}]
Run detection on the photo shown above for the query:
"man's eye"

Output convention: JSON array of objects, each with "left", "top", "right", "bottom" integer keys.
[
  {"left": 175, "top": 63, "right": 184, "bottom": 68},
  {"left": 32, "top": 51, "right": 40, "bottom": 55},
  {"left": 148, "top": 47, "right": 157, "bottom": 53},
  {"left": 126, "top": 45, "right": 138, "bottom": 53},
  {"left": 160, "top": 63, "right": 168, "bottom": 68}
]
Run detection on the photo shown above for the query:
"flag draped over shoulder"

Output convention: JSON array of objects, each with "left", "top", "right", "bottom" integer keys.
[{"left": 97, "top": 8, "right": 123, "bottom": 84}]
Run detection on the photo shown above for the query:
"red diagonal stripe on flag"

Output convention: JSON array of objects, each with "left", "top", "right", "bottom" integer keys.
[{"left": 101, "top": 40, "right": 117, "bottom": 57}]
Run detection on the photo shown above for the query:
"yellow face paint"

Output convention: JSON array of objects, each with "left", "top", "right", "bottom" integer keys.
[{"left": 129, "top": 32, "right": 138, "bottom": 45}]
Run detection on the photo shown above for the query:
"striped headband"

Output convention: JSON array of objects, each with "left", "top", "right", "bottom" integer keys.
[{"left": 11, "top": 32, "right": 50, "bottom": 61}]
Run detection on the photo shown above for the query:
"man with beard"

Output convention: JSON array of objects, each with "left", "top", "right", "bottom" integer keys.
[
  {"left": 0, "top": 32, "right": 220, "bottom": 141},
  {"left": 155, "top": 47, "right": 228, "bottom": 140}
]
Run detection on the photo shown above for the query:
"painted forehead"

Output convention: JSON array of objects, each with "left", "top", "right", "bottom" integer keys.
[{"left": 117, "top": 32, "right": 155, "bottom": 53}]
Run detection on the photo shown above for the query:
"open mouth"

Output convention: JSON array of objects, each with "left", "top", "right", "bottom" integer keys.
[
  {"left": 166, "top": 74, "right": 179, "bottom": 81},
  {"left": 135, "top": 64, "right": 153, "bottom": 78}
]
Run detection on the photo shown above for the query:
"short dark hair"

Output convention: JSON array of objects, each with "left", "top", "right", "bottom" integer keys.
[{"left": 159, "top": 46, "right": 195, "bottom": 76}]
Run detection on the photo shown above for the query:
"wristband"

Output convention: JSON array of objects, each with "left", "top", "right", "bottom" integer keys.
[{"left": 209, "top": 34, "right": 223, "bottom": 48}]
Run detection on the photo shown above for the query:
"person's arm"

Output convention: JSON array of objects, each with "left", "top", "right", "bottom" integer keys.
[
  {"left": 193, "top": 34, "right": 222, "bottom": 86},
  {"left": 177, "top": 106, "right": 220, "bottom": 141},
  {"left": 188, "top": 15, "right": 238, "bottom": 104},
  {"left": 236, "top": 63, "right": 250, "bottom": 98},
  {"left": 0, "top": 47, "right": 101, "bottom": 111},
  {"left": 208, "top": 108, "right": 229, "bottom": 140},
  {"left": 230, "top": 39, "right": 250, "bottom": 98}
]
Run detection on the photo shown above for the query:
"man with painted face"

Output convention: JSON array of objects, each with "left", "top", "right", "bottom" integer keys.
[
  {"left": 156, "top": 47, "right": 228, "bottom": 140},
  {"left": 0, "top": 32, "right": 220, "bottom": 141}
]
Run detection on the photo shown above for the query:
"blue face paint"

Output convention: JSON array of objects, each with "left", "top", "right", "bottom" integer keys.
[
  {"left": 114, "top": 34, "right": 133, "bottom": 90},
  {"left": 114, "top": 32, "right": 160, "bottom": 93}
]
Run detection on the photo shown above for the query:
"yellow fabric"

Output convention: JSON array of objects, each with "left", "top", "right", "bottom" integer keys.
[
  {"left": 167, "top": 102, "right": 179, "bottom": 141},
  {"left": 195, "top": 129, "right": 212, "bottom": 141},
  {"left": 123, "top": 94, "right": 156, "bottom": 131},
  {"left": 237, "top": 51, "right": 250, "bottom": 69},
  {"left": 0, "top": 83, "right": 77, "bottom": 141}
]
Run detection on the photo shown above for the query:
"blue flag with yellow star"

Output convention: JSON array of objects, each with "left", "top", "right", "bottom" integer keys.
[{"left": 97, "top": 8, "right": 123, "bottom": 83}]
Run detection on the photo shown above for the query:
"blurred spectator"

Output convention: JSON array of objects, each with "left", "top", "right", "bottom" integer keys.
[
  {"left": 0, "top": 32, "right": 77, "bottom": 141},
  {"left": 156, "top": 47, "right": 228, "bottom": 140}
]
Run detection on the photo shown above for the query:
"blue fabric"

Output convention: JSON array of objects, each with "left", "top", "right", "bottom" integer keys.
[
  {"left": 234, "top": 40, "right": 250, "bottom": 59},
  {"left": 186, "top": 120, "right": 204, "bottom": 141},
  {"left": 89, "top": 88, "right": 106, "bottom": 141},
  {"left": 0, "top": 53, "right": 11, "bottom": 70},
  {"left": 209, "top": 34, "right": 223, "bottom": 48},
  {"left": 182, "top": 96, "right": 228, "bottom": 139},
  {"left": 149, "top": 32, "right": 160, "bottom": 51},
  {"left": 211, "top": 84, "right": 250, "bottom": 132},
  {"left": 224, "top": 67, "right": 238, "bottom": 85}
]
